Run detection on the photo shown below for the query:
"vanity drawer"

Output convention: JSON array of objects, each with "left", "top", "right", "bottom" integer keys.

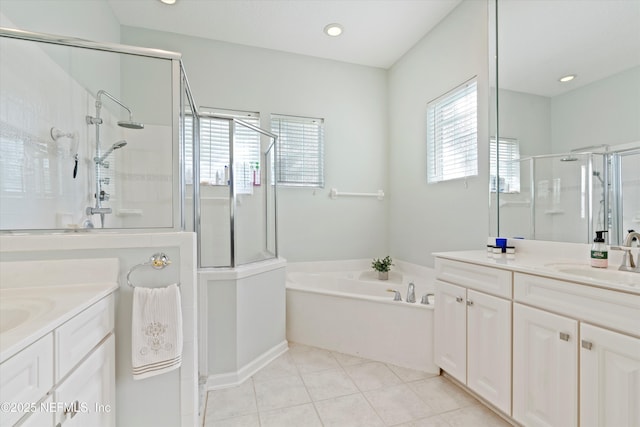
[
  {"left": 55, "top": 295, "right": 114, "bottom": 381},
  {"left": 436, "top": 258, "right": 512, "bottom": 298},
  {"left": 514, "top": 273, "right": 640, "bottom": 337},
  {"left": 0, "top": 333, "right": 54, "bottom": 427}
]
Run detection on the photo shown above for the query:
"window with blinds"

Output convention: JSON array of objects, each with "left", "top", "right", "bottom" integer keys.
[
  {"left": 185, "top": 109, "right": 260, "bottom": 192},
  {"left": 490, "top": 137, "right": 521, "bottom": 193},
  {"left": 427, "top": 78, "right": 478, "bottom": 183},
  {"left": 271, "top": 114, "right": 324, "bottom": 187}
]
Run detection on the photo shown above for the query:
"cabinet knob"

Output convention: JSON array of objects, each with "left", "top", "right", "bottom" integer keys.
[
  {"left": 581, "top": 340, "right": 593, "bottom": 350},
  {"left": 466, "top": 299, "right": 474, "bottom": 306},
  {"left": 455, "top": 296, "right": 463, "bottom": 303},
  {"left": 559, "top": 332, "right": 570, "bottom": 341}
]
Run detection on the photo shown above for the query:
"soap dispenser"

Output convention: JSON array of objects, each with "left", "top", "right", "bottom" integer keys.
[{"left": 590, "top": 230, "right": 608, "bottom": 268}]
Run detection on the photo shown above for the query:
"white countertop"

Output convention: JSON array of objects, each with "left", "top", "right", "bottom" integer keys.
[
  {"left": 0, "top": 283, "right": 118, "bottom": 363},
  {"left": 433, "top": 250, "right": 640, "bottom": 295}
]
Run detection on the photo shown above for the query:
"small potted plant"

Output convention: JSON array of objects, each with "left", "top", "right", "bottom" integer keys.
[{"left": 372, "top": 256, "right": 393, "bottom": 280}]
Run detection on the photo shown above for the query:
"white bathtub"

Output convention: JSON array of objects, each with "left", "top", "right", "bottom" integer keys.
[{"left": 286, "top": 260, "right": 438, "bottom": 373}]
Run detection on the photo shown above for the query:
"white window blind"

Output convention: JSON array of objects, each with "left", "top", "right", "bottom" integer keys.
[
  {"left": 490, "top": 137, "right": 520, "bottom": 193},
  {"left": 271, "top": 114, "right": 324, "bottom": 187},
  {"left": 185, "top": 109, "right": 260, "bottom": 191},
  {"left": 427, "top": 78, "right": 478, "bottom": 183}
]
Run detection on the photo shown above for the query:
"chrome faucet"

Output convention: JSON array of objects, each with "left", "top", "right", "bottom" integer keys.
[
  {"left": 386, "top": 289, "right": 402, "bottom": 301},
  {"left": 612, "top": 230, "right": 640, "bottom": 272},
  {"left": 406, "top": 282, "right": 416, "bottom": 303},
  {"left": 421, "top": 293, "right": 435, "bottom": 305}
]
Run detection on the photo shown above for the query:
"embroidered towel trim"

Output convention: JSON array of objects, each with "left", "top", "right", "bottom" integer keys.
[{"left": 132, "top": 283, "right": 183, "bottom": 380}]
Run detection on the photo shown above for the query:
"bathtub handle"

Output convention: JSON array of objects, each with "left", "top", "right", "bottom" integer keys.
[
  {"left": 386, "top": 289, "right": 402, "bottom": 301},
  {"left": 421, "top": 293, "right": 435, "bottom": 305}
]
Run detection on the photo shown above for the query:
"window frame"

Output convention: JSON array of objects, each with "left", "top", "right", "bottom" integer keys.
[
  {"left": 185, "top": 108, "right": 261, "bottom": 191},
  {"left": 490, "top": 137, "right": 521, "bottom": 194},
  {"left": 426, "top": 77, "right": 478, "bottom": 184},
  {"left": 271, "top": 113, "right": 325, "bottom": 188}
]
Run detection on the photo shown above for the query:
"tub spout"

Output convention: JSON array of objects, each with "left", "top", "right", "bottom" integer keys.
[
  {"left": 406, "top": 282, "right": 416, "bottom": 303},
  {"left": 386, "top": 289, "right": 402, "bottom": 301}
]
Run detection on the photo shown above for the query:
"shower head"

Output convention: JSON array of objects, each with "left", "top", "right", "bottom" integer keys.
[
  {"left": 95, "top": 140, "right": 127, "bottom": 165},
  {"left": 118, "top": 120, "right": 144, "bottom": 130},
  {"left": 94, "top": 90, "right": 144, "bottom": 130}
]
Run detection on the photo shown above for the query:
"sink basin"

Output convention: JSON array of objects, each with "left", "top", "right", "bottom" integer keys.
[
  {"left": 0, "top": 297, "right": 55, "bottom": 334},
  {"left": 545, "top": 263, "right": 640, "bottom": 286}
]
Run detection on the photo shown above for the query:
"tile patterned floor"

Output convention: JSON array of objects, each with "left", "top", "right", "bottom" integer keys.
[{"left": 203, "top": 343, "right": 513, "bottom": 427}]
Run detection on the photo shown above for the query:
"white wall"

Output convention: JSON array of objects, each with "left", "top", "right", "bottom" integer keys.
[
  {"left": 388, "top": 0, "right": 490, "bottom": 267},
  {"left": 0, "top": 0, "right": 119, "bottom": 42},
  {"left": 121, "top": 27, "right": 389, "bottom": 262},
  {"left": 551, "top": 66, "right": 640, "bottom": 153}
]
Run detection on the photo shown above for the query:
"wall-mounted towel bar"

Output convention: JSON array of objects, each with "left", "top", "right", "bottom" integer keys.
[
  {"left": 329, "top": 188, "right": 384, "bottom": 201},
  {"left": 127, "top": 252, "right": 179, "bottom": 288}
]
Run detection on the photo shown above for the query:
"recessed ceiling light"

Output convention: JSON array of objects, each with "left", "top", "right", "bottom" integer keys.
[
  {"left": 324, "top": 23, "right": 343, "bottom": 37},
  {"left": 559, "top": 74, "right": 576, "bottom": 83},
  {"left": 159, "top": 0, "right": 177, "bottom": 4}
]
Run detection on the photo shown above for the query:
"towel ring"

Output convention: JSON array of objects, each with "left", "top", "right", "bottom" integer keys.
[{"left": 127, "top": 252, "right": 177, "bottom": 288}]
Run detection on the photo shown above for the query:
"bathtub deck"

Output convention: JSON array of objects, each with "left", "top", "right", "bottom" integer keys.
[{"left": 203, "top": 343, "right": 513, "bottom": 426}]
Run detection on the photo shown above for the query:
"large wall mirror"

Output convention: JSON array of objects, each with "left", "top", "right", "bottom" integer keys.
[{"left": 490, "top": 0, "right": 640, "bottom": 244}]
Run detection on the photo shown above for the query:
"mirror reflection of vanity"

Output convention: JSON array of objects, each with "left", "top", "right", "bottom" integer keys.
[{"left": 491, "top": 0, "right": 640, "bottom": 245}]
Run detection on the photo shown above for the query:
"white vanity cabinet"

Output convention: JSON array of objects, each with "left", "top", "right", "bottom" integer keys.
[
  {"left": 514, "top": 271, "right": 640, "bottom": 427},
  {"left": 54, "top": 334, "right": 115, "bottom": 427},
  {"left": 434, "top": 253, "right": 640, "bottom": 427},
  {"left": 434, "top": 259, "right": 512, "bottom": 415},
  {"left": 512, "top": 303, "right": 578, "bottom": 427},
  {"left": 0, "top": 292, "right": 115, "bottom": 427},
  {"left": 434, "top": 280, "right": 467, "bottom": 382},
  {"left": 580, "top": 323, "right": 640, "bottom": 427}
]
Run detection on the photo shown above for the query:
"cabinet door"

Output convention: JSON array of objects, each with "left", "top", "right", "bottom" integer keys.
[
  {"left": 513, "top": 303, "right": 578, "bottom": 427},
  {"left": 580, "top": 323, "right": 640, "bottom": 427},
  {"left": 466, "top": 289, "right": 511, "bottom": 415},
  {"left": 54, "top": 334, "right": 115, "bottom": 427},
  {"left": 434, "top": 280, "right": 467, "bottom": 383}
]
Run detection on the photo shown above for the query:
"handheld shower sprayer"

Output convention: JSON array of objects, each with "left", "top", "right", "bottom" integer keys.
[{"left": 94, "top": 140, "right": 127, "bottom": 166}]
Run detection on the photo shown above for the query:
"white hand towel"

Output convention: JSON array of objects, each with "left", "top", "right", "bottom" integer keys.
[{"left": 132, "top": 283, "right": 183, "bottom": 380}]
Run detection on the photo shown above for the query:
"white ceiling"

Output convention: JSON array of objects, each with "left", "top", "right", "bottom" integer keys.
[
  {"left": 106, "top": 0, "right": 639, "bottom": 96},
  {"left": 107, "top": 0, "right": 462, "bottom": 69},
  {"left": 499, "top": 0, "right": 640, "bottom": 97}
]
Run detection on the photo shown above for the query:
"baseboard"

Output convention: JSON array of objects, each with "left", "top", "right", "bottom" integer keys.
[{"left": 206, "top": 340, "right": 288, "bottom": 390}]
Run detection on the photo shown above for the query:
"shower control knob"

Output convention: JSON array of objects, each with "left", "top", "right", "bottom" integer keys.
[{"left": 99, "top": 190, "right": 110, "bottom": 201}]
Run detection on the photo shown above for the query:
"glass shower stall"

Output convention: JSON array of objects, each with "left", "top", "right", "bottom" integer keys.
[{"left": 184, "top": 112, "right": 278, "bottom": 268}]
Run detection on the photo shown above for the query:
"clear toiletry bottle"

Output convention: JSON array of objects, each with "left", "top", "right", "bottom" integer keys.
[{"left": 590, "top": 230, "right": 608, "bottom": 268}]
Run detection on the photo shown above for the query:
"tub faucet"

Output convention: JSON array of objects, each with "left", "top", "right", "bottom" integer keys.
[
  {"left": 406, "top": 282, "right": 416, "bottom": 303},
  {"left": 421, "top": 293, "right": 435, "bottom": 305},
  {"left": 386, "top": 289, "right": 402, "bottom": 301}
]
